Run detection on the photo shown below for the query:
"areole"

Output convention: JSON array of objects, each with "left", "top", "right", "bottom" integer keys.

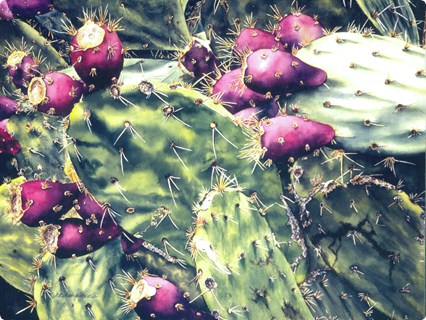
[{"left": 6, "top": 51, "right": 26, "bottom": 67}]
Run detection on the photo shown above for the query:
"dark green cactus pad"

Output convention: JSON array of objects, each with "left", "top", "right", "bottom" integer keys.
[
  {"left": 286, "top": 32, "right": 426, "bottom": 156},
  {"left": 0, "top": 20, "right": 68, "bottom": 95},
  {"left": 0, "top": 177, "right": 41, "bottom": 294},
  {"left": 65, "top": 60, "right": 302, "bottom": 272},
  {"left": 52, "top": 0, "right": 191, "bottom": 51},
  {"left": 7, "top": 111, "right": 70, "bottom": 182},
  {"left": 190, "top": 188, "right": 314, "bottom": 320},
  {"left": 283, "top": 150, "right": 425, "bottom": 319},
  {"left": 357, "top": 0, "right": 421, "bottom": 44},
  {"left": 34, "top": 238, "right": 209, "bottom": 320}
]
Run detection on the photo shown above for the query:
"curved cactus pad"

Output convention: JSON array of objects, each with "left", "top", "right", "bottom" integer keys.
[
  {"left": 286, "top": 32, "right": 426, "bottom": 156},
  {"left": 190, "top": 188, "right": 314, "bottom": 319}
]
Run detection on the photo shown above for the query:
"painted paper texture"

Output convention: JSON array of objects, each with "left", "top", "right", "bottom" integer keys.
[{"left": 0, "top": 0, "right": 425, "bottom": 319}]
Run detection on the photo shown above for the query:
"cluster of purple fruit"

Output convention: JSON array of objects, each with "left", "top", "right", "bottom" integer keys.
[{"left": 178, "top": 7, "right": 335, "bottom": 164}]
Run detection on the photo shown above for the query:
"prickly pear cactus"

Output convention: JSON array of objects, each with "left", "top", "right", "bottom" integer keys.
[
  {"left": 0, "top": 1, "right": 425, "bottom": 320},
  {"left": 65, "top": 59, "right": 300, "bottom": 267},
  {"left": 189, "top": 188, "right": 314, "bottom": 319},
  {"left": 52, "top": 0, "right": 191, "bottom": 51},
  {"left": 287, "top": 32, "right": 426, "bottom": 156},
  {"left": 282, "top": 149, "right": 425, "bottom": 319},
  {"left": 0, "top": 20, "right": 67, "bottom": 95}
]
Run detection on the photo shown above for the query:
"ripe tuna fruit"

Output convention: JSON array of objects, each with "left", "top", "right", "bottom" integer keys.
[
  {"left": 27, "top": 72, "right": 86, "bottom": 116},
  {"left": 5, "top": 0, "right": 52, "bottom": 18},
  {"left": 274, "top": 10, "right": 324, "bottom": 49},
  {"left": 177, "top": 38, "right": 220, "bottom": 80},
  {"left": 234, "top": 27, "right": 286, "bottom": 54},
  {"left": 5, "top": 50, "right": 39, "bottom": 92},
  {"left": 243, "top": 49, "right": 327, "bottom": 95},
  {"left": 263, "top": 115, "right": 334, "bottom": 161},
  {"left": 241, "top": 115, "right": 335, "bottom": 163},
  {"left": 0, "top": 96, "right": 19, "bottom": 121},
  {"left": 121, "top": 273, "right": 214, "bottom": 319},
  {"left": 211, "top": 68, "right": 279, "bottom": 114},
  {"left": 7, "top": 180, "right": 81, "bottom": 226},
  {"left": 38, "top": 217, "right": 121, "bottom": 259},
  {"left": 69, "top": 11, "right": 125, "bottom": 89},
  {"left": 0, "top": 126, "right": 20, "bottom": 155},
  {"left": 0, "top": 0, "right": 13, "bottom": 20}
]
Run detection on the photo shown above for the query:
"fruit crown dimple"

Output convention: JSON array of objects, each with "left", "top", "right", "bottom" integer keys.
[
  {"left": 76, "top": 21, "right": 106, "bottom": 51},
  {"left": 28, "top": 77, "right": 47, "bottom": 105},
  {"left": 6, "top": 51, "right": 26, "bottom": 67}
]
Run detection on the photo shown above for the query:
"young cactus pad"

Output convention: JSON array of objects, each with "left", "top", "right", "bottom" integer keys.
[
  {"left": 189, "top": 188, "right": 314, "bottom": 320},
  {"left": 285, "top": 32, "right": 426, "bottom": 156}
]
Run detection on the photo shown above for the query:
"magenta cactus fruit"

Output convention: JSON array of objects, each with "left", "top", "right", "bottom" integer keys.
[
  {"left": 234, "top": 27, "right": 286, "bottom": 53},
  {"left": 0, "top": 126, "right": 20, "bottom": 155},
  {"left": 27, "top": 71, "right": 86, "bottom": 116},
  {"left": 258, "top": 115, "right": 335, "bottom": 162},
  {"left": 5, "top": 51, "right": 39, "bottom": 91},
  {"left": 0, "top": 96, "right": 18, "bottom": 121},
  {"left": 177, "top": 38, "right": 220, "bottom": 80},
  {"left": 274, "top": 11, "right": 324, "bottom": 49},
  {"left": 121, "top": 273, "right": 214, "bottom": 319},
  {"left": 38, "top": 217, "right": 121, "bottom": 259},
  {"left": 5, "top": 0, "right": 52, "bottom": 17},
  {"left": 243, "top": 49, "right": 327, "bottom": 95},
  {"left": 0, "top": 0, "right": 13, "bottom": 20},
  {"left": 7, "top": 180, "right": 81, "bottom": 226},
  {"left": 69, "top": 11, "right": 125, "bottom": 89},
  {"left": 210, "top": 68, "right": 279, "bottom": 114}
]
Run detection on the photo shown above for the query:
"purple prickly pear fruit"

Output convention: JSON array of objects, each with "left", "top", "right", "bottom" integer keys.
[
  {"left": 259, "top": 115, "right": 335, "bottom": 162},
  {"left": 0, "top": 96, "right": 19, "bottom": 121},
  {"left": 177, "top": 38, "right": 220, "bottom": 80},
  {"left": 69, "top": 19, "right": 124, "bottom": 89},
  {"left": 234, "top": 27, "right": 286, "bottom": 54},
  {"left": 120, "top": 230, "right": 144, "bottom": 255},
  {"left": 243, "top": 49, "right": 327, "bottom": 95},
  {"left": 8, "top": 180, "right": 81, "bottom": 226},
  {"left": 0, "top": 126, "right": 20, "bottom": 155},
  {"left": 211, "top": 68, "right": 279, "bottom": 114},
  {"left": 5, "top": 0, "right": 52, "bottom": 18},
  {"left": 128, "top": 275, "right": 214, "bottom": 319},
  {"left": 27, "top": 72, "right": 86, "bottom": 116},
  {"left": 5, "top": 51, "right": 39, "bottom": 92},
  {"left": 38, "top": 217, "right": 121, "bottom": 258},
  {"left": 274, "top": 12, "right": 324, "bottom": 49},
  {"left": 0, "top": 0, "right": 13, "bottom": 20}
]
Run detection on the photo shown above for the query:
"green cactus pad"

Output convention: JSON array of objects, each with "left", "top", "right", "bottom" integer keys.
[
  {"left": 7, "top": 111, "right": 70, "bottom": 182},
  {"left": 357, "top": 0, "right": 420, "bottom": 44},
  {"left": 0, "top": 177, "right": 41, "bottom": 294},
  {"left": 34, "top": 238, "right": 210, "bottom": 320},
  {"left": 286, "top": 32, "right": 425, "bottom": 156},
  {"left": 65, "top": 60, "right": 300, "bottom": 272},
  {"left": 190, "top": 188, "right": 314, "bottom": 319},
  {"left": 283, "top": 150, "right": 425, "bottom": 319}
]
